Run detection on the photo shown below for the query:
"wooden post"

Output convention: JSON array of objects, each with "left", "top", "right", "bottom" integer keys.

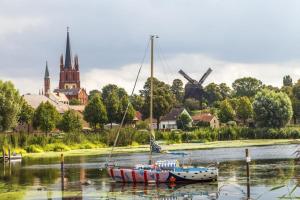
[
  {"left": 245, "top": 149, "right": 251, "bottom": 199},
  {"left": 60, "top": 153, "right": 64, "bottom": 191}
]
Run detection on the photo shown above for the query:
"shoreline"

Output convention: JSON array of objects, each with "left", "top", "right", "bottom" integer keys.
[{"left": 23, "top": 139, "right": 300, "bottom": 159}]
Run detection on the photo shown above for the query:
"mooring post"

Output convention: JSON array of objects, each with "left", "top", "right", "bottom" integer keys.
[
  {"left": 245, "top": 148, "right": 251, "bottom": 199},
  {"left": 60, "top": 153, "right": 64, "bottom": 191}
]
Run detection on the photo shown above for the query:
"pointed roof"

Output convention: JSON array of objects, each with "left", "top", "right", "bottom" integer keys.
[
  {"left": 64, "top": 27, "right": 72, "bottom": 69},
  {"left": 44, "top": 61, "right": 50, "bottom": 78}
]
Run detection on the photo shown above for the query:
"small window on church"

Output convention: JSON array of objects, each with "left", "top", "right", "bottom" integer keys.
[
  {"left": 73, "top": 85, "right": 75, "bottom": 88},
  {"left": 66, "top": 85, "right": 69, "bottom": 89}
]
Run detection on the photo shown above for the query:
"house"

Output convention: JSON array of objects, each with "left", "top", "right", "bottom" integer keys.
[
  {"left": 159, "top": 108, "right": 192, "bottom": 130},
  {"left": 49, "top": 92, "right": 69, "bottom": 105},
  {"left": 23, "top": 94, "right": 69, "bottom": 114},
  {"left": 192, "top": 113, "right": 219, "bottom": 128}
]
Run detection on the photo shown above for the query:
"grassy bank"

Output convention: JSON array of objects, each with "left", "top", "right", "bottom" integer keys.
[{"left": 24, "top": 139, "right": 300, "bottom": 158}]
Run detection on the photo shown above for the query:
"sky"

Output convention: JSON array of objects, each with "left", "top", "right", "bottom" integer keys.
[{"left": 1, "top": 0, "right": 300, "bottom": 94}]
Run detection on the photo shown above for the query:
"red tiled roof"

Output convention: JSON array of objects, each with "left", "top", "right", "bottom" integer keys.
[
  {"left": 134, "top": 111, "right": 143, "bottom": 121},
  {"left": 192, "top": 113, "right": 215, "bottom": 122}
]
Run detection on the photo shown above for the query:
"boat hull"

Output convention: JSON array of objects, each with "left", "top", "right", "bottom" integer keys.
[{"left": 107, "top": 167, "right": 218, "bottom": 183}]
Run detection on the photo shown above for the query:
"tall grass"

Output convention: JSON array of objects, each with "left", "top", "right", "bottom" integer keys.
[{"left": 0, "top": 126, "right": 299, "bottom": 154}]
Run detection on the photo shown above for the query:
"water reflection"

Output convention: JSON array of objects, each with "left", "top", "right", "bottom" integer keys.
[{"left": 0, "top": 145, "right": 300, "bottom": 199}]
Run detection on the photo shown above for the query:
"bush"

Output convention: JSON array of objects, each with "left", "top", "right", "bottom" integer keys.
[
  {"left": 133, "top": 131, "right": 149, "bottom": 144},
  {"left": 44, "top": 143, "right": 71, "bottom": 152},
  {"left": 26, "top": 145, "right": 44, "bottom": 153}
]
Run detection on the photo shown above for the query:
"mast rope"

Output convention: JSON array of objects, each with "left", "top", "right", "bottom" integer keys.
[{"left": 107, "top": 39, "right": 150, "bottom": 163}]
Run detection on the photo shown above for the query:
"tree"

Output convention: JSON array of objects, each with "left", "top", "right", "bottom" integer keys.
[
  {"left": 232, "top": 77, "right": 262, "bottom": 97},
  {"left": 83, "top": 93, "right": 107, "bottom": 129},
  {"left": 130, "top": 94, "right": 144, "bottom": 112},
  {"left": 103, "top": 88, "right": 119, "bottom": 128},
  {"left": 218, "top": 99, "right": 235, "bottom": 123},
  {"left": 171, "top": 79, "right": 184, "bottom": 104},
  {"left": 184, "top": 98, "right": 201, "bottom": 111},
  {"left": 18, "top": 99, "right": 34, "bottom": 133},
  {"left": 89, "top": 89, "right": 101, "bottom": 100},
  {"left": 236, "top": 96, "right": 253, "bottom": 124},
  {"left": 118, "top": 95, "right": 135, "bottom": 124},
  {"left": 33, "top": 101, "right": 60, "bottom": 134},
  {"left": 0, "top": 81, "right": 22, "bottom": 131},
  {"left": 69, "top": 99, "right": 81, "bottom": 105},
  {"left": 58, "top": 110, "right": 82, "bottom": 132},
  {"left": 141, "top": 77, "right": 174, "bottom": 130},
  {"left": 204, "top": 83, "right": 223, "bottom": 106},
  {"left": 176, "top": 113, "right": 192, "bottom": 130},
  {"left": 253, "top": 89, "right": 293, "bottom": 128},
  {"left": 293, "top": 80, "right": 300, "bottom": 99},
  {"left": 283, "top": 75, "right": 293, "bottom": 87},
  {"left": 219, "top": 83, "right": 232, "bottom": 99}
]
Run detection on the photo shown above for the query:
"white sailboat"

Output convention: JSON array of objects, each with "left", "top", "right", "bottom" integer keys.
[{"left": 106, "top": 35, "right": 218, "bottom": 183}]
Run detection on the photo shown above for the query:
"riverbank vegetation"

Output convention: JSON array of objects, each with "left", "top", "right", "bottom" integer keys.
[
  {"left": 1, "top": 73, "right": 300, "bottom": 157},
  {"left": 1, "top": 126, "right": 300, "bottom": 156}
]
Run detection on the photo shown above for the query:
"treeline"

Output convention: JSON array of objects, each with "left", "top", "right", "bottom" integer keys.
[
  {"left": 0, "top": 74, "right": 298, "bottom": 134},
  {"left": 0, "top": 81, "right": 136, "bottom": 134},
  {"left": 131, "top": 76, "right": 297, "bottom": 129}
]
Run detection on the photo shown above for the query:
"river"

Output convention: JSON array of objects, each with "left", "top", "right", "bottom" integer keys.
[{"left": 0, "top": 144, "right": 299, "bottom": 199}]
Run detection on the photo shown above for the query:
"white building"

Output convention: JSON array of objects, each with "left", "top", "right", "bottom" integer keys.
[{"left": 159, "top": 108, "right": 192, "bottom": 130}]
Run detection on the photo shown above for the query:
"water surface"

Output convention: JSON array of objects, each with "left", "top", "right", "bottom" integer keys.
[{"left": 1, "top": 144, "right": 300, "bottom": 199}]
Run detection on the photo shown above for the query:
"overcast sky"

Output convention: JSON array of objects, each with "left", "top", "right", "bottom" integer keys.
[{"left": 1, "top": 0, "right": 300, "bottom": 94}]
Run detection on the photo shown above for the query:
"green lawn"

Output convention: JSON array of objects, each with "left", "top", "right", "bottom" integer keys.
[{"left": 23, "top": 139, "right": 300, "bottom": 158}]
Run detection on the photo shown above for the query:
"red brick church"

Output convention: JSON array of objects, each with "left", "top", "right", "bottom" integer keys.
[{"left": 44, "top": 29, "right": 88, "bottom": 105}]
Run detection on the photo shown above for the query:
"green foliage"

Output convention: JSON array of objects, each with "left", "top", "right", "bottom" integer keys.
[
  {"left": 184, "top": 98, "right": 200, "bottom": 111},
  {"left": 253, "top": 89, "right": 293, "bottom": 128},
  {"left": 171, "top": 79, "right": 184, "bottom": 104},
  {"left": 102, "top": 84, "right": 120, "bottom": 126},
  {"left": 141, "top": 77, "right": 174, "bottom": 129},
  {"left": 88, "top": 89, "right": 101, "bottom": 100},
  {"left": 44, "top": 143, "right": 71, "bottom": 152},
  {"left": 58, "top": 110, "right": 83, "bottom": 133},
  {"left": 236, "top": 96, "right": 253, "bottom": 123},
  {"left": 83, "top": 93, "right": 108, "bottom": 129},
  {"left": 176, "top": 112, "right": 192, "bottom": 130},
  {"left": 33, "top": 101, "right": 61, "bottom": 133},
  {"left": 130, "top": 94, "right": 144, "bottom": 112},
  {"left": 292, "top": 80, "right": 300, "bottom": 99},
  {"left": 102, "top": 84, "right": 135, "bottom": 126},
  {"left": 135, "top": 120, "right": 149, "bottom": 129},
  {"left": 218, "top": 99, "right": 236, "bottom": 123},
  {"left": 18, "top": 99, "right": 34, "bottom": 127},
  {"left": 69, "top": 99, "right": 81, "bottom": 105},
  {"left": 26, "top": 145, "right": 44, "bottom": 153},
  {"left": 204, "top": 83, "right": 231, "bottom": 106},
  {"left": 118, "top": 94, "right": 135, "bottom": 124},
  {"left": 0, "top": 81, "right": 22, "bottom": 131},
  {"left": 232, "top": 77, "right": 262, "bottom": 97},
  {"left": 283, "top": 75, "right": 293, "bottom": 87}
]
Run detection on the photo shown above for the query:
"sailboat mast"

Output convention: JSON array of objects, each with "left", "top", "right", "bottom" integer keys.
[{"left": 149, "top": 35, "right": 157, "bottom": 165}]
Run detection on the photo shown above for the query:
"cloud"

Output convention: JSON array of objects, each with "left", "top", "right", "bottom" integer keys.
[
  {"left": 0, "top": 16, "right": 44, "bottom": 41},
  {"left": 80, "top": 53, "right": 300, "bottom": 95}
]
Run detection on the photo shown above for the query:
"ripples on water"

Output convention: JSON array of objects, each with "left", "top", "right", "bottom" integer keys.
[{"left": 0, "top": 144, "right": 299, "bottom": 199}]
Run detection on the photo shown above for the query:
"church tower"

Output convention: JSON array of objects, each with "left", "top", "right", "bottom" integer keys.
[
  {"left": 44, "top": 61, "right": 50, "bottom": 97},
  {"left": 59, "top": 28, "right": 80, "bottom": 90}
]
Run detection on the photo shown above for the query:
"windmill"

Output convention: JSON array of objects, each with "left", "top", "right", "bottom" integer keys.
[{"left": 178, "top": 68, "right": 212, "bottom": 109}]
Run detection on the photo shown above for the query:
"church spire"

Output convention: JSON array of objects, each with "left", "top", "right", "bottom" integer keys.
[
  {"left": 44, "top": 61, "right": 49, "bottom": 78},
  {"left": 64, "top": 27, "right": 72, "bottom": 69},
  {"left": 44, "top": 61, "right": 50, "bottom": 97}
]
